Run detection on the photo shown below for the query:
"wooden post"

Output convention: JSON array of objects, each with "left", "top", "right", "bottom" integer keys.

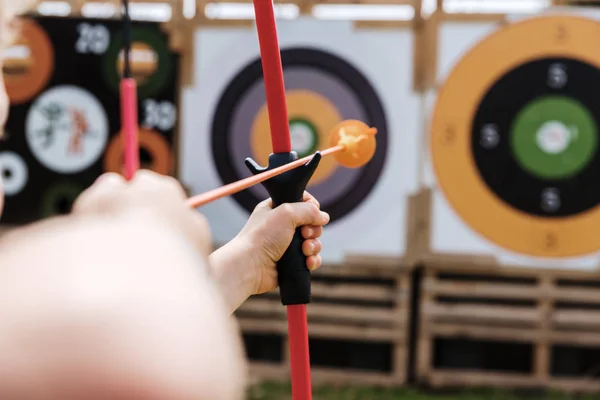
[{"left": 534, "top": 276, "right": 553, "bottom": 385}]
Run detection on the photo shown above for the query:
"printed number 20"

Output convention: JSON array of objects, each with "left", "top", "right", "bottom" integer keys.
[{"left": 75, "top": 23, "right": 110, "bottom": 55}]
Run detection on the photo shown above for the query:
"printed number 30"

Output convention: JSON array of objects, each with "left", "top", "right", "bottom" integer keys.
[
  {"left": 75, "top": 23, "right": 110, "bottom": 55},
  {"left": 143, "top": 100, "right": 177, "bottom": 131}
]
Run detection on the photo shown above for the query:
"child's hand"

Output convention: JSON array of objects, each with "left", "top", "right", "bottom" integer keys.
[
  {"left": 236, "top": 191, "right": 330, "bottom": 295},
  {"left": 73, "top": 171, "right": 213, "bottom": 257}
]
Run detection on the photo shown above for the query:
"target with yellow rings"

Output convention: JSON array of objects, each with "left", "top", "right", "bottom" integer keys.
[
  {"left": 4, "top": 19, "right": 54, "bottom": 104},
  {"left": 431, "top": 15, "right": 600, "bottom": 258},
  {"left": 250, "top": 90, "right": 341, "bottom": 186},
  {"left": 211, "top": 47, "right": 387, "bottom": 224}
]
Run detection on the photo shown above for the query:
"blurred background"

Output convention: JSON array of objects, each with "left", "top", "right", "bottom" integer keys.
[{"left": 3, "top": 0, "right": 600, "bottom": 398}]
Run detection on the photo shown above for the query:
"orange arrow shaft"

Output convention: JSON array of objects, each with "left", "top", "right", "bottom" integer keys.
[{"left": 186, "top": 145, "right": 344, "bottom": 209}]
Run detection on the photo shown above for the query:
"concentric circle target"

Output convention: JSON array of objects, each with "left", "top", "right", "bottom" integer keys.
[
  {"left": 25, "top": 85, "right": 109, "bottom": 174},
  {"left": 431, "top": 15, "right": 600, "bottom": 257},
  {"left": 4, "top": 19, "right": 54, "bottom": 104},
  {"left": 102, "top": 27, "right": 172, "bottom": 98},
  {"left": 40, "top": 182, "right": 84, "bottom": 218},
  {"left": 211, "top": 48, "right": 388, "bottom": 223},
  {"left": 0, "top": 152, "right": 28, "bottom": 196},
  {"left": 104, "top": 128, "right": 172, "bottom": 175}
]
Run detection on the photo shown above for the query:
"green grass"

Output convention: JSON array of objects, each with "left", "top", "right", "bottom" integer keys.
[{"left": 248, "top": 382, "right": 598, "bottom": 400}]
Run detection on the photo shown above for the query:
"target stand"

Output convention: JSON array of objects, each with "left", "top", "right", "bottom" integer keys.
[
  {"left": 418, "top": 11, "right": 600, "bottom": 269},
  {"left": 0, "top": 14, "right": 181, "bottom": 226}
]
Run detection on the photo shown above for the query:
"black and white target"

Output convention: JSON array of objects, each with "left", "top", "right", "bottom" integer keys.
[{"left": 211, "top": 47, "right": 388, "bottom": 223}]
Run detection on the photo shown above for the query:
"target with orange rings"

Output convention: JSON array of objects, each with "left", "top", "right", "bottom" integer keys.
[
  {"left": 104, "top": 128, "right": 172, "bottom": 175},
  {"left": 251, "top": 90, "right": 341, "bottom": 186},
  {"left": 4, "top": 19, "right": 54, "bottom": 104},
  {"left": 431, "top": 15, "right": 600, "bottom": 258},
  {"left": 212, "top": 47, "right": 388, "bottom": 224}
]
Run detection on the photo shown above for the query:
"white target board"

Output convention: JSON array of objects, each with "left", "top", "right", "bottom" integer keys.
[
  {"left": 181, "top": 17, "right": 421, "bottom": 265},
  {"left": 423, "top": 9, "right": 600, "bottom": 270}
]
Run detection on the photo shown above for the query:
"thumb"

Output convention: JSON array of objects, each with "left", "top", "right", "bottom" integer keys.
[{"left": 276, "top": 202, "right": 330, "bottom": 229}]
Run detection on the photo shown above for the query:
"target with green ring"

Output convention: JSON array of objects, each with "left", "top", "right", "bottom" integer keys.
[
  {"left": 430, "top": 15, "right": 600, "bottom": 258},
  {"left": 510, "top": 96, "right": 597, "bottom": 180},
  {"left": 102, "top": 26, "right": 173, "bottom": 99},
  {"left": 289, "top": 117, "right": 318, "bottom": 158},
  {"left": 40, "top": 182, "right": 84, "bottom": 218},
  {"left": 214, "top": 48, "right": 388, "bottom": 224}
]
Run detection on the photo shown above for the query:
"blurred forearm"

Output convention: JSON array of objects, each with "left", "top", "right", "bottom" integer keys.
[
  {"left": 209, "top": 236, "right": 257, "bottom": 313},
  {"left": 0, "top": 213, "right": 246, "bottom": 400}
]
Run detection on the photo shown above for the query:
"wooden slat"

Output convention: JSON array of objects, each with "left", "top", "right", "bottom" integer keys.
[
  {"left": 550, "top": 330, "right": 600, "bottom": 347},
  {"left": 311, "top": 281, "right": 400, "bottom": 302},
  {"left": 316, "top": 0, "right": 417, "bottom": 4},
  {"left": 200, "top": 0, "right": 415, "bottom": 4},
  {"left": 423, "top": 278, "right": 541, "bottom": 300},
  {"left": 550, "top": 287, "right": 600, "bottom": 304},
  {"left": 238, "top": 318, "right": 406, "bottom": 342},
  {"left": 422, "top": 254, "right": 600, "bottom": 279},
  {"left": 440, "top": 12, "right": 507, "bottom": 23},
  {"left": 249, "top": 362, "right": 401, "bottom": 387},
  {"left": 423, "top": 323, "right": 540, "bottom": 343},
  {"left": 553, "top": 310, "right": 600, "bottom": 329},
  {"left": 238, "top": 299, "right": 401, "bottom": 325},
  {"left": 354, "top": 20, "right": 414, "bottom": 29},
  {"left": 309, "top": 322, "right": 406, "bottom": 342},
  {"left": 427, "top": 370, "right": 546, "bottom": 389},
  {"left": 318, "top": 257, "right": 410, "bottom": 277},
  {"left": 428, "top": 370, "right": 600, "bottom": 393},
  {"left": 310, "top": 368, "right": 400, "bottom": 387},
  {"left": 550, "top": 378, "right": 600, "bottom": 393},
  {"left": 422, "top": 303, "right": 541, "bottom": 325}
]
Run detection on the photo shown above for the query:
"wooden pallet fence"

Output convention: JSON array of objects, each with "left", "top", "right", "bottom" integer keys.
[
  {"left": 416, "top": 257, "right": 600, "bottom": 393},
  {"left": 546, "top": 272, "right": 600, "bottom": 392},
  {"left": 235, "top": 258, "right": 412, "bottom": 387}
]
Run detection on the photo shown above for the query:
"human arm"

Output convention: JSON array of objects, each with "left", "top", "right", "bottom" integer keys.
[
  {"left": 0, "top": 173, "right": 246, "bottom": 400},
  {"left": 208, "top": 193, "right": 330, "bottom": 313}
]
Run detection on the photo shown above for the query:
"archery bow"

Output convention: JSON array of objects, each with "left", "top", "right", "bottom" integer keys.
[
  {"left": 186, "top": 120, "right": 377, "bottom": 208},
  {"left": 247, "top": 1, "right": 315, "bottom": 398},
  {"left": 120, "top": 0, "right": 139, "bottom": 181},
  {"left": 118, "top": 2, "right": 376, "bottom": 398}
]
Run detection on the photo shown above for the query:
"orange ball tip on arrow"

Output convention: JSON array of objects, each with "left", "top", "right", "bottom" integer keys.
[
  {"left": 330, "top": 119, "right": 377, "bottom": 169},
  {"left": 186, "top": 119, "right": 378, "bottom": 209}
]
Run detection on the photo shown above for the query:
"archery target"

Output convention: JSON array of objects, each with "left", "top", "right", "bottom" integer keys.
[
  {"left": 0, "top": 152, "right": 28, "bottom": 196},
  {"left": 40, "top": 182, "right": 84, "bottom": 217},
  {"left": 427, "top": 13, "right": 600, "bottom": 267},
  {"left": 182, "top": 18, "right": 420, "bottom": 264},
  {"left": 25, "top": 85, "right": 109, "bottom": 174},
  {"left": 0, "top": 16, "right": 180, "bottom": 226},
  {"left": 211, "top": 47, "right": 387, "bottom": 223},
  {"left": 3, "top": 18, "right": 54, "bottom": 105},
  {"left": 104, "top": 128, "right": 173, "bottom": 175},
  {"left": 103, "top": 26, "right": 173, "bottom": 98}
]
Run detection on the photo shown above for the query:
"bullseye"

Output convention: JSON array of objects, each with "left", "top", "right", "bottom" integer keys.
[
  {"left": 289, "top": 119, "right": 318, "bottom": 158},
  {"left": 536, "top": 121, "right": 571, "bottom": 154}
]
